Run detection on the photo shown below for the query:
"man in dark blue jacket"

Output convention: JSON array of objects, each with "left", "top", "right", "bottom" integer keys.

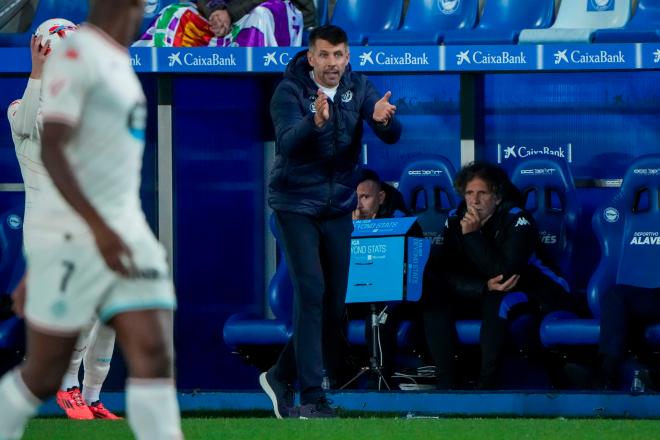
[{"left": 259, "top": 25, "right": 401, "bottom": 418}]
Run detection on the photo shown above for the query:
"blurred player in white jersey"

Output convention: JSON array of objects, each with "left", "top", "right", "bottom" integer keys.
[
  {"left": 7, "top": 29, "right": 120, "bottom": 422},
  {"left": 0, "top": 1, "right": 184, "bottom": 439}
]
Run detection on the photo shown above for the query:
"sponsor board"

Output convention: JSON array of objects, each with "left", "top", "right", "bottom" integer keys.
[
  {"left": 157, "top": 48, "right": 246, "bottom": 72},
  {"left": 544, "top": 44, "right": 635, "bottom": 70},
  {"left": 447, "top": 45, "right": 535, "bottom": 71},
  {"left": 351, "top": 46, "right": 438, "bottom": 72},
  {"left": 129, "top": 48, "right": 153, "bottom": 73},
  {"left": 0, "top": 48, "right": 30, "bottom": 73},
  {"left": 497, "top": 143, "right": 572, "bottom": 163},
  {"left": 642, "top": 46, "right": 660, "bottom": 69},
  {"left": 252, "top": 47, "right": 295, "bottom": 73}
]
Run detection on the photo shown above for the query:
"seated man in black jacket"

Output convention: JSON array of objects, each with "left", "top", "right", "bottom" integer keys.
[
  {"left": 347, "top": 169, "right": 416, "bottom": 389},
  {"left": 422, "top": 161, "right": 570, "bottom": 389}
]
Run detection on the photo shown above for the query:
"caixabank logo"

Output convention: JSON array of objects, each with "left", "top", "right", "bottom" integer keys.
[
  {"left": 352, "top": 47, "right": 437, "bottom": 72},
  {"left": 448, "top": 45, "right": 535, "bottom": 71},
  {"left": 497, "top": 143, "right": 572, "bottom": 164},
  {"left": 642, "top": 46, "right": 660, "bottom": 68},
  {"left": 251, "top": 48, "right": 294, "bottom": 72},
  {"left": 159, "top": 48, "right": 245, "bottom": 72},
  {"left": 546, "top": 44, "right": 634, "bottom": 70}
]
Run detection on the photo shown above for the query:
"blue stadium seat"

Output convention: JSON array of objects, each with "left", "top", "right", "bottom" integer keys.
[
  {"left": 397, "top": 156, "right": 460, "bottom": 248},
  {"left": 510, "top": 158, "right": 580, "bottom": 290},
  {"left": 0, "top": 207, "right": 25, "bottom": 351},
  {"left": 367, "top": 0, "right": 478, "bottom": 46},
  {"left": 138, "top": 0, "right": 180, "bottom": 37},
  {"left": 519, "top": 0, "right": 632, "bottom": 44},
  {"left": 316, "top": 0, "right": 328, "bottom": 26},
  {"left": 330, "top": 0, "right": 403, "bottom": 45},
  {"left": 0, "top": 0, "right": 89, "bottom": 47},
  {"left": 540, "top": 155, "right": 660, "bottom": 349},
  {"left": 442, "top": 0, "right": 555, "bottom": 45},
  {"left": 594, "top": 0, "right": 660, "bottom": 42},
  {"left": 223, "top": 215, "right": 292, "bottom": 351}
]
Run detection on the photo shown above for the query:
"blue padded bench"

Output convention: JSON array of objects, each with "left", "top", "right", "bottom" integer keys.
[
  {"left": 519, "top": 0, "right": 632, "bottom": 44},
  {"left": 367, "top": 0, "right": 478, "bottom": 46},
  {"left": 594, "top": 0, "right": 660, "bottom": 42},
  {"left": 443, "top": 0, "right": 554, "bottom": 45},
  {"left": 330, "top": 0, "right": 403, "bottom": 46}
]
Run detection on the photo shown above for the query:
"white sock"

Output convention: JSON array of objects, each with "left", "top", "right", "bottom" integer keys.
[
  {"left": 61, "top": 318, "right": 96, "bottom": 391},
  {"left": 126, "top": 378, "right": 183, "bottom": 440},
  {"left": 82, "top": 321, "right": 116, "bottom": 403},
  {"left": 0, "top": 370, "right": 41, "bottom": 440}
]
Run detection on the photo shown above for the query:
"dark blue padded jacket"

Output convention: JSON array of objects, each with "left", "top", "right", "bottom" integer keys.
[{"left": 268, "top": 50, "right": 402, "bottom": 218}]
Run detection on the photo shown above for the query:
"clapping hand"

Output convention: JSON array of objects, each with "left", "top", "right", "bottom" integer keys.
[
  {"left": 314, "top": 89, "right": 330, "bottom": 127},
  {"left": 373, "top": 91, "right": 396, "bottom": 125}
]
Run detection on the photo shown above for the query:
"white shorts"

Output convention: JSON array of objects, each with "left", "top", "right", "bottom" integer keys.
[{"left": 24, "top": 226, "right": 176, "bottom": 334}]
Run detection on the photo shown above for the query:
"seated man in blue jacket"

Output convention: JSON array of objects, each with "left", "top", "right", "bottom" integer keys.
[
  {"left": 422, "top": 162, "right": 571, "bottom": 389},
  {"left": 259, "top": 25, "right": 401, "bottom": 418}
]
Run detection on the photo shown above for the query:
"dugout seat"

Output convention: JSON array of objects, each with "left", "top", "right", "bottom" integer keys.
[
  {"left": 329, "top": 0, "right": 403, "bottom": 45},
  {"left": 510, "top": 158, "right": 579, "bottom": 291},
  {"left": 540, "top": 155, "right": 660, "bottom": 349},
  {"left": 398, "top": 156, "right": 460, "bottom": 249},
  {"left": 0, "top": 0, "right": 89, "bottom": 47},
  {"left": 0, "top": 207, "right": 25, "bottom": 351},
  {"left": 519, "top": 0, "right": 632, "bottom": 44},
  {"left": 594, "top": 0, "right": 660, "bottom": 42},
  {"left": 223, "top": 215, "right": 292, "bottom": 353},
  {"left": 367, "top": 0, "right": 478, "bottom": 46},
  {"left": 442, "top": 0, "right": 555, "bottom": 45}
]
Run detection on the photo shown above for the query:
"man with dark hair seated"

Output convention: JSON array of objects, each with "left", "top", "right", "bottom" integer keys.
[
  {"left": 352, "top": 168, "right": 409, "bottom": 221},
  {"left": 422, "top": 161, "right": 571, "bottom": 389},
  {"left": 346, "top": 169, "right": 422, "bottom": 389}
]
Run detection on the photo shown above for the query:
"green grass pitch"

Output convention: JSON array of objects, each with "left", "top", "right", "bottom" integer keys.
[{"left": 22, "top": 417, "right": 660, "bottom": 439}]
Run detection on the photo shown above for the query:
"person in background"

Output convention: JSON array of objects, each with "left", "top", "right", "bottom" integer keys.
[
  {"left": 0, "top": 1, "right": 183, "bottom": 438},
  {"left": 7, "top": 30, "right": 120, "bottom": 421},
  {"left": 353, "top": 168, "right": 408, "bottom": 221},
  {"left": 134, "top": 0, "right": 315, "bottom": 47},
  {"left": 422, "top": 161, "right": 571, "bottom": 389},
  {"left": 347, "top": 169, "right": 420, "bottom": 389},
  {"left": 259, "top": 25, "right": 401, "bottom": 418}
]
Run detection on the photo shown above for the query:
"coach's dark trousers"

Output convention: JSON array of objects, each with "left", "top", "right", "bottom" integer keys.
[{"left": 271, "top": 210, "right": 352, "bottom": 404}]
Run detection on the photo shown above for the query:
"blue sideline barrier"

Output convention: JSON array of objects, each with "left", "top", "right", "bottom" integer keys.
[
  {"left": 0, "top": 44, "right": 659, "bottom": 73},
  {"left": 37, "top": 391, "right": 660, "bottom": 418}
]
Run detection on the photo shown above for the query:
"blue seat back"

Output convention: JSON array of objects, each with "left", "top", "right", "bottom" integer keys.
[
  {"left": 477, "top": 0, "right": 554, "bottom": 31},
  {"left": 315, "top": 0, "right": 328, "bottom": 26},
  {"left": 268, "top": 214, "right": 294, "bottom": 323},
  {"left": 139, "top": 0, "right": 180, "bottom": 36},
  {"left": 588, "top": 155, "right": 660, "bottom": 318},
  {"left": 510, "top": 158, "right": 579, "bottom": 287},
  {"left": 0, "top": 207, "right": 25, "bottom": 296},
  {"left": 0, "top": 0, "right": 89, "bottom": 47},
  {"left": 397, "top": 157, "right": 460, "bottom": 248},
  {"left": 330, "top": 0, "right": 403, "bottom": 43},
  {"left": 553, "top": 0, "right": 631, "bottom": 29},
  {"left": 628, "top": 0, "right": 660, "bottom": 27},
  {"left": 402, "top": 0, "right": 478, "bottom": 32}
]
